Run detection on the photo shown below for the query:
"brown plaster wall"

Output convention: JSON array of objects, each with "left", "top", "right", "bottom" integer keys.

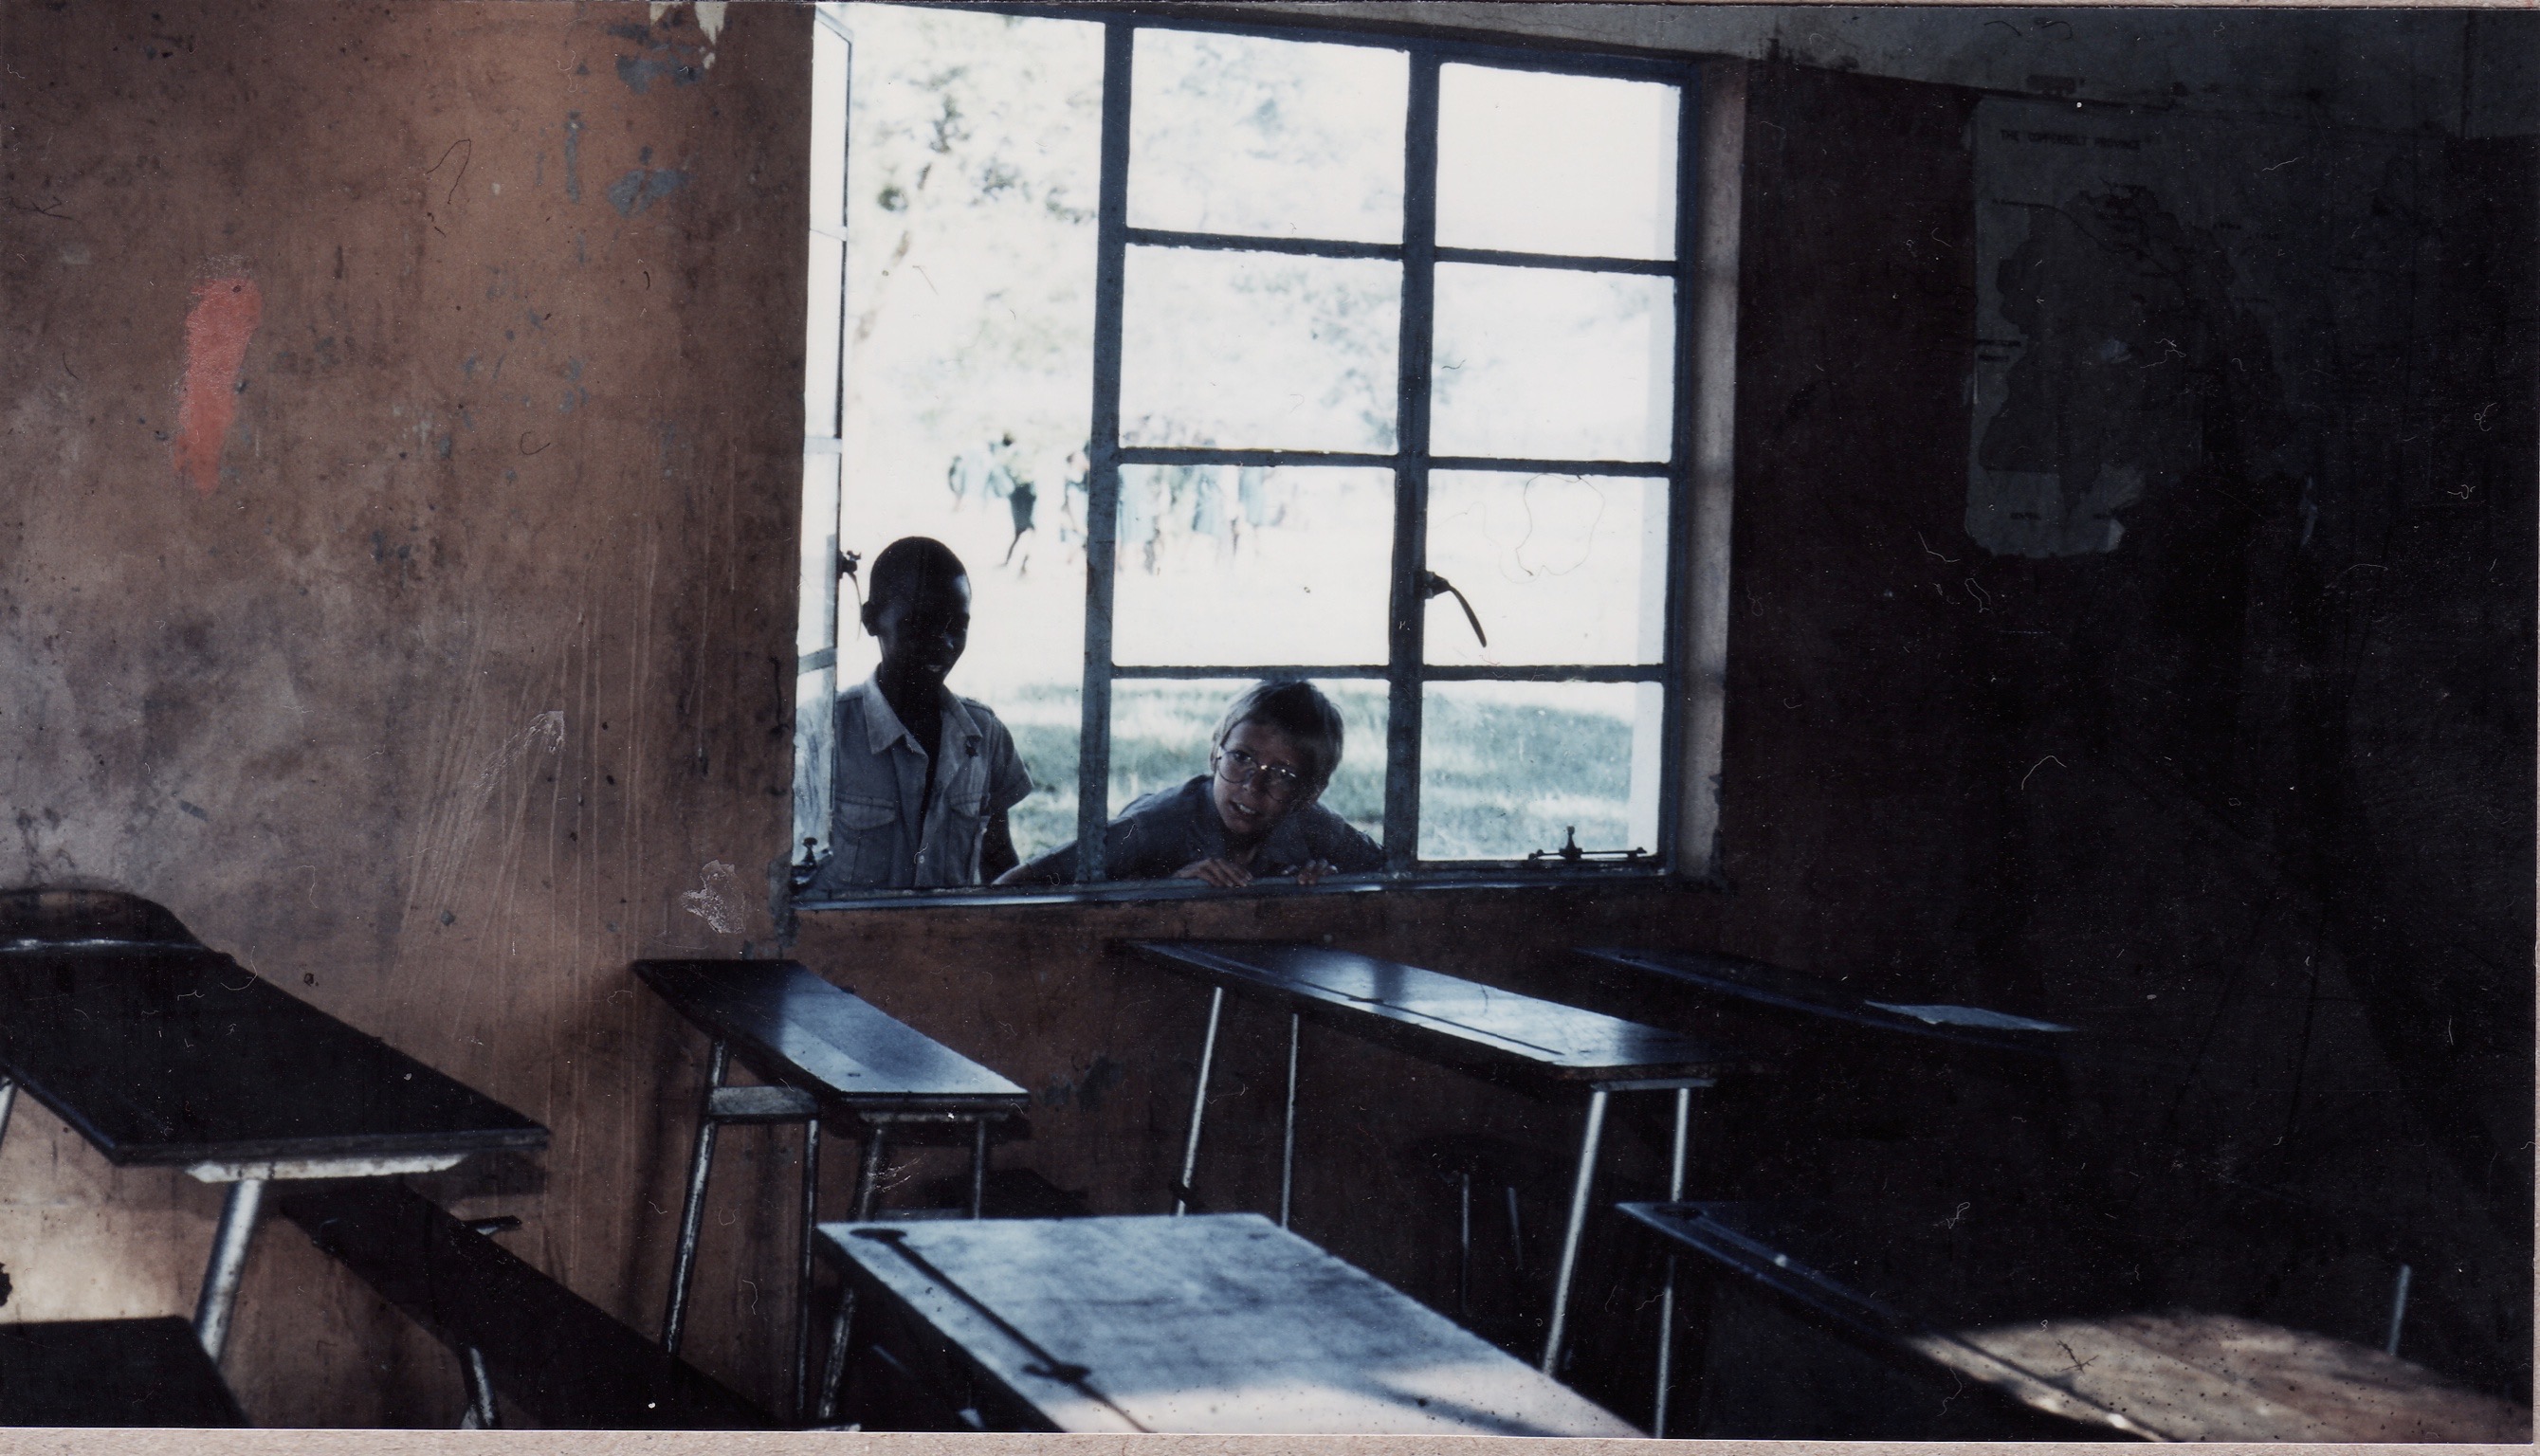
[
  {"left": 0, "top": 0, "right": 807, "bottom": 1425},
  {"left": 0, "top": 1, "right": 2525, "bottom": 1429}
]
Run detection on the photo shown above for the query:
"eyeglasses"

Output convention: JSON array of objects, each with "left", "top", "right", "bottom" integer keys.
[{"left": 1215, "top": 746, "right": 1307, "bottom": 801}]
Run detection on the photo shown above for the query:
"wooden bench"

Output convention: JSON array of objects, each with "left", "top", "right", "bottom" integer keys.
[
  {"left": 0, "top": 1317, "right": 246, "bottom": 1427},
  {"left": 279, "top": 1180, "right": 768, "bottom": 1430}
]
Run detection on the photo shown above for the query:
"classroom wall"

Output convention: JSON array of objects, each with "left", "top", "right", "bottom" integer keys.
[
  {"left": 0, "top": 0, "right": 805, "bottom": 1425},
  {"left": 1707, "top": 59, "right": 2534, "bottom": 1398},
  {"left": 0, "top": 0, "right": 2527, "bottom": 1429}
]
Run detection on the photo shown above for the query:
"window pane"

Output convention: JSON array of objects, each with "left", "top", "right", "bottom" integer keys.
[
  {"left": 1431, "top": 264, "right": 1674, "bottom": 462},
  {"left": 836, "top": 3, "right": 1099, "bottom": 864},
  {"left": 1121, "top": 247, "right": 1400, "bottom": 453},
  {"left": 1109, "top": 679, "right": 1386, "bottom": 846},
  {"left": 1130, "top": 29, "right": 1406, "bottom": 244},
  {"left": 1114, "top": 466, "right": 1394, "bottom": 666},
  {"left": 1424, "top": 472, "right": 1667, "bottom": 666},
  {"left": 1436, "top": 64, "right": 1679, "bottom": 260},
  {"left": 1420, "top": 682, "right": 1661, "bottom": 861}
]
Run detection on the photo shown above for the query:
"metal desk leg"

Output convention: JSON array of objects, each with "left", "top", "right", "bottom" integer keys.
[
  {"left": 1279, "top": 1011, "right": 1300, "bottom": 1228},
  {"left": 1540, "top": 1087, "right": 1609, "bottom": 1375},
  {"left": 1457, "top": 1171, "right": 1473, "bottom": 1320},
  {"left": 0, "top": 1077, "right": 18, "bottom": 1154},
  {"left": 814, "top": 1285, "right": 857, "bottom": 1425},
  {"left": 194, "top": 1176, "right": 267, "bottom": 1359},
  {"left": 1174, "top": 985, "right": 1225, "bottom": 1216},
  {"left": 458, "top": 1345, "right": 500, "bottom": 1429},
  {"left": 852, "top": 1124, "right": 890, "bottom": 1221},
  {"left": 662, "top": 1038, "right": 730, "bottom": 1354},
  {"left": 793, "top": 1114, "right": 822, "bottom": 1424},
  {"left": 1653, "top": 1086, "right": 1691, "bottom": 1436},
  {"left": 968, "top": 1119, "right": 990, "bottom": 1219}
]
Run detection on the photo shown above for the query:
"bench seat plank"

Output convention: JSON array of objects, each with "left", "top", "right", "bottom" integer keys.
[
  {"left": 281, "top": 1181, "right": 768, "bottom": 1430},
  {"left": 0, "top": 1317, "right": 246, "bottom": 1427}
]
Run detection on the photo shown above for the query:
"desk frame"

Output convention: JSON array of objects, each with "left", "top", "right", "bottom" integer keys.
[
  {"left": 1169, "top": 981, "right": 1711, "bottom": 1378},
  {"left": 0, "top": 1078, "right": 469, "bottom": 1361},
  {"left": 658, "top": 1039, "right": 1011, "bottom": 1423}
]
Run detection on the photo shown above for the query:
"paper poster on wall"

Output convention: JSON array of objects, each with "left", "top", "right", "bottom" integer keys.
[{"left": 1965, "top": 97, "right": 2421, "bottom": 558}]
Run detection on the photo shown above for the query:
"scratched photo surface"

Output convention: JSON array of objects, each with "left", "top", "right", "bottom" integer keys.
[{"left": 0, "top": 0, "right": 2529, "bottom": 1443}]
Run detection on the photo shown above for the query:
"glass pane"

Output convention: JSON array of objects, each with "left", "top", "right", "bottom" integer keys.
[
  {"left": 1420, "top": 682, "right": 1661, "bottom": 861},
  {"left": 1130, "top": 29, "right": 1406, "bottom": 244},
  {"left": 836, "top": 2, "right": 1100, "bottom": 864},
  {"left": 795, "top": 448, "right": 844, "bottom": 855},
  {"left": 1424, "top": 472, "right": 1667, "bottom": 666},
  {"left": 1436, "top": 64, "right": 1679, "bottom": 260},
  {"left": 1114, "top": 466, "right": 1394, "bottom": 666},
  {"left": 1431, "top": 264, "right": 1674, "bottom": 462},
  {"left": 1109, "top": 679, "right": 1386, "bottom": 846},
  {"left": 1121, "top": 246, "right": 1400, "bottom": 453}
]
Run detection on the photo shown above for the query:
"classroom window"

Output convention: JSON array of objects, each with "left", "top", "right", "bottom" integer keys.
[{"left": 796, "top": 4, "right": 1701, "bottom": 894}]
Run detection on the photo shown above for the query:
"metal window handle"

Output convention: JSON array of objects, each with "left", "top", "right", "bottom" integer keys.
[{"left": 1420, "top": 571, "right": 1488, "bottom": 648}]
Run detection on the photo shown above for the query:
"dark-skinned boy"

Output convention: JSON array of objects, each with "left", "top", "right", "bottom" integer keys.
[{"left": 801, "top": 537, "right": 1031, "bottom": 893}]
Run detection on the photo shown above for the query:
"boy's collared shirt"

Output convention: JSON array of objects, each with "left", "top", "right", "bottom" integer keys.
[{"left": 810, "top": 676, "right": 1032, "bottom": 894}]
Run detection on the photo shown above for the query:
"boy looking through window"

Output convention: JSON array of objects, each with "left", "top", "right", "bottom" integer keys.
[
  {"left": 997, "top": 680, "right": 1381, "bottom": 888},
  {"left": 803, "top": 537, "right": 1031, "bottom": 894}
]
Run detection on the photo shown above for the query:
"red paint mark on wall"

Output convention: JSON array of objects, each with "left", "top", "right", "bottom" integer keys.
[{"left": 174, "top": 276, "right": 263, "bottom": 495}]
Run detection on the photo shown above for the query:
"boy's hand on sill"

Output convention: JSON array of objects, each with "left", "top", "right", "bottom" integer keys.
[
  {"left": 1173, "top": 858, "right": 1340, "bottom": 888},
  {"left": 1173, "top": 857, "right": 1254, "bottom": 889}
]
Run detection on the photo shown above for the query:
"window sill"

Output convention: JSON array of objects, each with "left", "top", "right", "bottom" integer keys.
[{"left": 790, "top": 863, "right": 1711, "bottom": 914}]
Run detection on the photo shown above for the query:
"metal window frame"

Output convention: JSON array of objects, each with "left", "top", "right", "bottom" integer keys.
[
  {"left": 816, "top": 4, "right": 1705, "bottom": 894},
  {"left": 1076, "top": 15, "right": 1700, "bottom": 881}
]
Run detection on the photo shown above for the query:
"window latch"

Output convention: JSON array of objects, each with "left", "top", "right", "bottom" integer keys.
[
  {"left": 1526, "top": 826, "right": 1650, "bottom": 866},
  {"left": 1420, "top": 570, "right": 1488, "bottom": 648}
]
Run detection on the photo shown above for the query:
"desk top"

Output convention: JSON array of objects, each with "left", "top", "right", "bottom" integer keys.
[
  {"left": 1579, "top": 947, "right": 2074, "bottom": 1059},
  {"left": 0, "top": 941, "right": 547, "bottom": 1167},
  {"left": 635, "top": 959, "right": 1028, "bottom": 1114},
  {"left": 1125, "top": 940, "right": 1748, "bottom": 1087},
  {"left": 819, "top": 1213, "right": 1638, "bottom": 1436},
  {"left": 1620, "top": 1201, "right": 2529, "bottom": 1443}
]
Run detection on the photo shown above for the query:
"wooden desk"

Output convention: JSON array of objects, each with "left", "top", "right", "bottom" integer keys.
[
  {"left": 0, "top": 889, "right": 547, "bottom": 1367},
  {"left": 634, "top": 957, "right": 1030, "bottom": 1421},
  {"left": 1122, "top": 939, "right": 1754, "bottom": 1381},
  {"left": 1577, "top": 946, "right": 2074, "bottom": 1060},
  {"left": 1619, "top": 1200, "right": 2531, "bottom": 1442},
  {"left": 816, "top": 1213, "right": 1639, "bottom": 1435}
]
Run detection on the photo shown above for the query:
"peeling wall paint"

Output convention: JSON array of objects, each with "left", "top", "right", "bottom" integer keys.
[{"left": 173, "top": 274, "right": 261, "bottom": 495}]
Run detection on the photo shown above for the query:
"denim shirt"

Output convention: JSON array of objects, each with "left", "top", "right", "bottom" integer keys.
[{"left": 808, "top": 676, "right": 1032, "bottom": 893}]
